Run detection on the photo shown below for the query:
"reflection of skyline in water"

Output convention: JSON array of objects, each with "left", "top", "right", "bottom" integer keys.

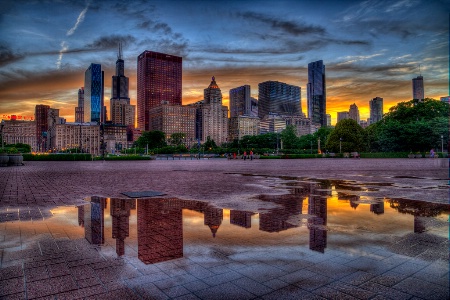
[{"left": 77, "top": 181, "right": 449, "bottom": 264}]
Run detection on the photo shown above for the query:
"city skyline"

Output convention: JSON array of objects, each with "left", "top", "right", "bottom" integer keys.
[{"left": 0, "top": 0, "right": 448, "bottom": 124}]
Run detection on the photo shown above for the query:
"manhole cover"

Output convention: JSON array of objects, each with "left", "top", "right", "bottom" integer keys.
[{"left": 121, "top": 190, "right": 166, "bottom": 198}]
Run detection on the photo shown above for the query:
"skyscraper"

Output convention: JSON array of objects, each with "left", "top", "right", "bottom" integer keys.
[
  {"left": 229, "top": 85, "right": 251, "bottom": 118},
  {"left": 258, "top": 81, "right": 301, "bottom": 119},
  {"left": 75, "top": 87, "right": 84, "bottom": 123},
  {"left": 137, "top": 51, "right": 182, "bottom": 131},
  {"left": 349, "top": 103, "right": 360, "bottom": 123},
  {"left": 412, "top": 75, "right": 424, "bottom": 100},
  {"left": 337, "top": 111, "right": 349, "bottom": 123},
  {"left": 35, "top": 104, "right": 50, "bottom": 152},
  {"left": 200, "top": 77, "right": 228, "bottom": 145},
  {"left": 369, "top": 97, "right": 383, "bottom": 124},
  {"left": 110, "top": 45, "right": 135, "bottom": 127},
  {"left": 326, "top": 114, "right": 331, "bottom": 127},
  {"left": 84, "top": 63, "right": 104, "bottom": 123},
  {"left": 307, "top": 60, "right": 326, "bottom": 126}
]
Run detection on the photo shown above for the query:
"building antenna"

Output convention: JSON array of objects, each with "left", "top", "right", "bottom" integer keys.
[{"left": 118, "top": 42, "right": 123, "bottom": 60}]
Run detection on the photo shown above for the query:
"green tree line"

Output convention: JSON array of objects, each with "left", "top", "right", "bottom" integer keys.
[{"left": 111, "top": 98, "right": 450, "bottom": 155}]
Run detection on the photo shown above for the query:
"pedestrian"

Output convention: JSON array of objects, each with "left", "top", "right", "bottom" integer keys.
[
  {"left": 243, "top": 151, "right": 247, "bottom": 160},
  {"left": 250, "top": 150, "right": 253, "bottom": 160},
  {"left": 233, "top": 152, "right": 236, "bottom": 159},
  {"left": 430, "top": 148, "right": 435, "bottom": 158}
]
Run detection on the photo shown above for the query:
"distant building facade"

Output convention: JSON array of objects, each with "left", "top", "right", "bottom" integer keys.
[
  {"left": 412, "top": 75, "right": 424, "bottom": 100},
  {"left": 250, "top": 97, "right": 258, "bottom": 117},
  {"left": 149, "top": 103, "right": 196, "bottom": 148},
  {"left": 229, "top": 85, "right": 251, "bottom": 118},
  {"left": 137, "top": 51, "right": 182, "bottom": 131},
  {"left": 359, "top": 120, "right": 369, "bottom": 128},
  {"left": 260, "top": 114, "right": 286, "bottom": 134},
  {"left": 229, "top": 115, "right": 260, "bottom": 141},
  {"left": 47, "top": 108, "right": 65, "bottom": 151},
  {"left": 103, "top": 123, "right": 128, "bottom": 154},
  {"left": 337, "top": 111, "right": 349, "bottom": 123},
  {"left": 35, "top": 104, "right": 50, "bottom": 152},
  {"left": 440, "top": 96, "right": 449, "bottom": 104},
  {"left": 284, "top": 115, "right": 314, "bottom": 137},
  {"left": 84, "top": 63, "right": 104, "bottom": 123},
  {"left": 258, "top": 81, "right": 301, "bottom": 119},
  {"left": 51, "top": 122, "right": 100, "bottom": 155},
  {"left": 75, "top": 87, "right": 84, "bottom": 123},
  {"left": 369, "top": 97, "right": 383, "bottom": 124},
  {"left": 307, "top": 60, "right": 326, "bottom": 126},
  {"left": 326, "top": 114, "right": 331, "bottom": 127},
  {"left": 2, "top": 119, "right": 36, "bottom": 150},
  {"left": 199, "top": 77, "right": 228, "bottom": 145},
  {"left": 349, "top": 103, "right": 360, "bottom": 124}
]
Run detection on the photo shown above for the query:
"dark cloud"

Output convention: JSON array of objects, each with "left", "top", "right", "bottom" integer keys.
[
  {"left": 138, "top": 38, "right": 188, "bottom": 57},
  {"left": 110, "top": 0, "right": 155, "bottom": 20},
  {"left": 328, "top": 62, "right": 416, "bottom": 77},
  {"left": 239, "top": 11, "right": 325, "bottom": 36},
  {"left": 0, "top": 45, "right": 25, "bottom": 67},
  {"left": 0, "top": 35, "right": 138, "bottom": 68},
  {"left": 86, "top": 35, "right": 137, "bottom": 50},
  {"left": 138, "top": 20, "right": 174, "bottom": 35},
  {"left": 194, "top": 35, "right": 368, "bottom": 56}
]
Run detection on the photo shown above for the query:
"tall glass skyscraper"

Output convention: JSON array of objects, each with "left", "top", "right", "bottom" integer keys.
[
  {"left": 412, "top": 75, "right": 424, "bottom": 100},
  {"left": 369, "top": 97, "right": 383, "bottom": 124},
  {"left": 229, "top": 85, "right": 251, "bottom": 118},
  {"left": 110, "top": 45, "right": 135, "bottom": 127},
  {"left": 137, "top": 51, "right": 182, "bottom": 131},
  {"left": 258, "top": 81, "right": 301, "bottom": 119},
  {"left": 84, "top": 63, "right": 104, "bottom": 123},
  {"left": 307, "top": 60, "right": 326, "bottom": 126}
]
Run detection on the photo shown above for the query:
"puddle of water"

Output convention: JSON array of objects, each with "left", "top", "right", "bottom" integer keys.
[{"left": 3, "top": 185, "right": 448, "bottom": 267}]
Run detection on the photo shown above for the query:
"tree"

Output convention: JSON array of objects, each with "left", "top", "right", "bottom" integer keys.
[
  {"left": 313, "top": 127, "right": 334, "bottom": 152},
  {"left": 297, "top": 134, "right": 315, "bottom": 151},
  {"left": 281, "top": 125, "right": 298, "bottom": 149},
  {"left": 326, "top": 119, "right": 364, "bottom": 152},
  {"left": 203, "top": 136, "right": 217, "bottom": 151},
  {"left": 136, "top": 131, "right": 166, "bottom": 149},
  {"left": 367, "top": 99, "right": 449, "bottom": 152},
  {"left": 168, "top": 132, "right": 186, "bottom": 146}
]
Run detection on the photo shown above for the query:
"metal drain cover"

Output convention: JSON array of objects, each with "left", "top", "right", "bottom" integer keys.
[{"left": 121, "top": 190, "right": 166, "bottom": 198}]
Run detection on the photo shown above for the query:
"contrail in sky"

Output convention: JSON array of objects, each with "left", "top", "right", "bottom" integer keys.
[
  {"left": 66, "top": 2, "right": 90, "bottom": 36},
  {"left": 56, "top": 41, "right": 68, "bottom": 69}
]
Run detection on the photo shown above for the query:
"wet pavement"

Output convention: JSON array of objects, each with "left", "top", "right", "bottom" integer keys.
[{"left": 0, "top": 159, "right": 448, "bottom": 299}]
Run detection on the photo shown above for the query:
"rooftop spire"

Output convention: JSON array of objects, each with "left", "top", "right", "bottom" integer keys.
[{"left": 118, "top": 42, "right": 123, "bottom": 60}]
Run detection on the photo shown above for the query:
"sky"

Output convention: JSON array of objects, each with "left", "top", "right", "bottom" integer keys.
[{"left": 0, "top": 0, "right": 448, "bottom": 124}]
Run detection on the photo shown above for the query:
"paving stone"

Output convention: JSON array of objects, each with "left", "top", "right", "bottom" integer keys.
[
  {"left": 393, "top": 277, "right": 449, "bottom": 299},
  {"left": 0, "top": 160, "right": 448, "bottom": 299},
  {"left": 0, "top": 277, "right": 24, "bottom": 297},
  {"left": 0, "top": 265, "right": 23, "bottom": 280},
  {"left": 194, "top": 282, "right": 255, "bottom": 300}
]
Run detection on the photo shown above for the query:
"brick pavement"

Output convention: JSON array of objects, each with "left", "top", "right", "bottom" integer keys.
[
  {"left": 0, "top": 159, "right": 447, "bottom": 209},
  {"left": 0, "top": 159, "right": 448, "bottom": 299}
]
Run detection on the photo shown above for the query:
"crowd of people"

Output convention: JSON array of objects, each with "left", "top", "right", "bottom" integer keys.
[{"left": 226, "top": 150, "right": 255, "bottom": 160}]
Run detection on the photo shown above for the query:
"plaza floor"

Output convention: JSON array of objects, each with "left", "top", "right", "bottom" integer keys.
[{"left": 0, "top": 159, "right": 448, "bottom": 299}]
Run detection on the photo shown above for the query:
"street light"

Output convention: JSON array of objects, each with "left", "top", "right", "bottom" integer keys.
[
  {"left": 339, "top": 138, "right": 342, "bottom": 154},
  {"left": 441, "top": 135, "right": 444, "bottom": 154}
]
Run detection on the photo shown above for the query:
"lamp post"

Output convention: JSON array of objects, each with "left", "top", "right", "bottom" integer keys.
[
  {"left": 441, "top": 135, "right": 444, "bottom": 154},
  {"left": 339, "top": 138, "right": 342, "bottom": 154},
  {"left": 318, "top": 137, "right": 321, "bottom": 154},
  {"left": 310, "top": 140, "right": 312, "bottom": 154}
]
